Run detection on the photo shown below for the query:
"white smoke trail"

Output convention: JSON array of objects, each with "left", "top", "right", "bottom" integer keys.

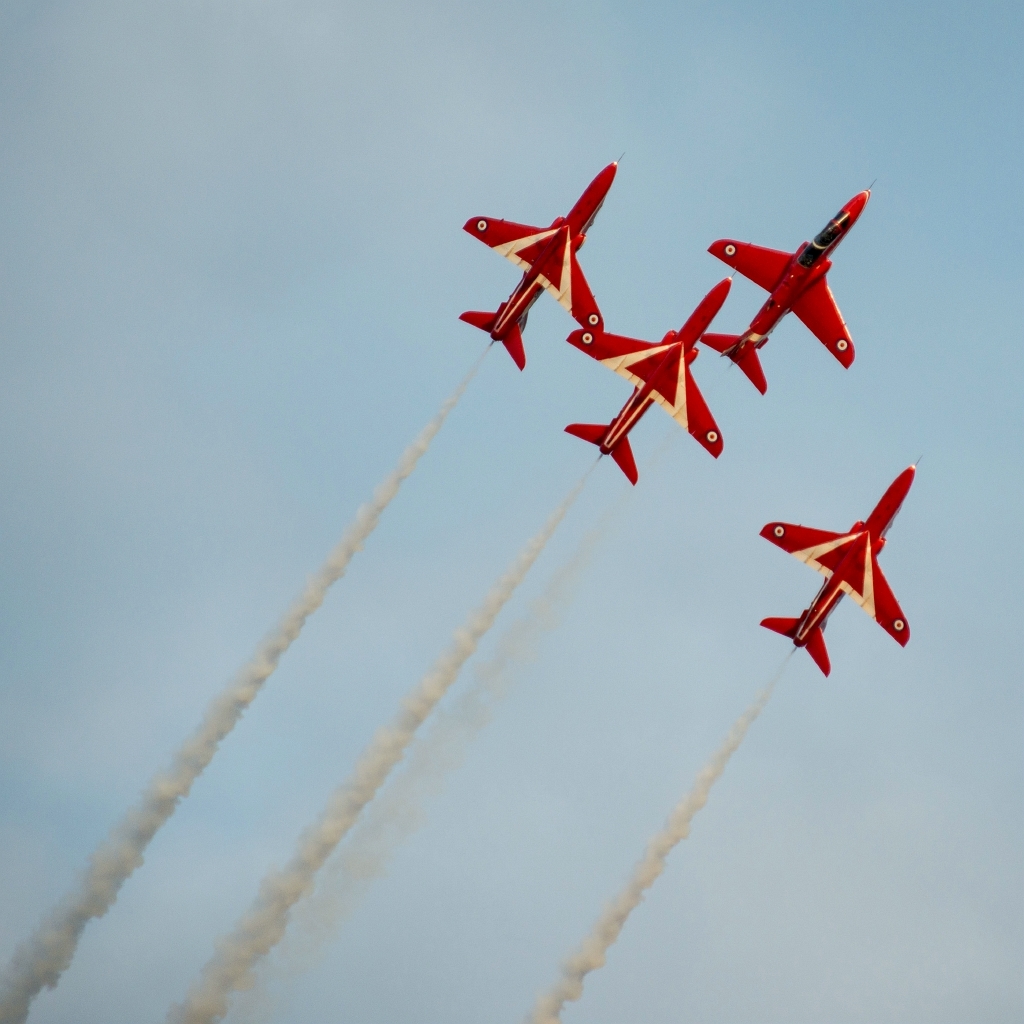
[
  {"left": 529, "top": 658, "right": 790, "bottom": 1024},
  {"left": 167, "top": 472, "right": 590, "bottom": 1024},
  {"left": 0, "top": 359, "right": 483, "bottom": 1024},
  {"left": 228, "top": 522, "right": 609, "bottom": 1024}
]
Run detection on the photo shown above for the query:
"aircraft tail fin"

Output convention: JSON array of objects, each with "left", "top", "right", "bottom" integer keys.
[
  {"left": 760, "top": 616, "right": 800, "bottom": 639},
  {"left": 564, "top": 424, "right": 638, "bottom": 484},
  {"left": 701, "top": 333, "right": 768, "bottom": 394},
  {"left": 761, "top": 617, "right": 831, "bottom": 676},
  {"left": 459, "top": 311, "right": 526, "bottom": 370}
]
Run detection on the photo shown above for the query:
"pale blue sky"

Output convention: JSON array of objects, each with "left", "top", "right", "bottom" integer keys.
[{"left": 0, "top": 2, "right": 1021, "bottom": 1022}]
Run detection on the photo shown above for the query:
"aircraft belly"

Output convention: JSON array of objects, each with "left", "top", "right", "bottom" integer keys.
[
  {"left": 494, "top": 281, "right": 542, "bottom": 335},
  {"left": 798, "top": 581, "right": 844, "bottom": 643}
]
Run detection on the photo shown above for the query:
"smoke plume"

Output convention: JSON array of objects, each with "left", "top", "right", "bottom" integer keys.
[
  {"left": 230, "top": 522, "right": 608, "bottom": 1023},
  {"left": 0, "top": 360, "right": 481, "bottom": 1024},
  {"left": 167, "top": 473, "right": 589, "bottom": 1024},
  {"left": 529, "top": 661, "right": 788, "bottom": 1024}
]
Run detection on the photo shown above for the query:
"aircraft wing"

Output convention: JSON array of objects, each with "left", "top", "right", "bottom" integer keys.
[
  {"left": 466, "top": 217, "right": 603, "bottom": 328},
  {"left": 760, "top": 522, "right": 861, "bottom": 578},
  {"left": 566, "top": 330, "right": 723, "bottom": 456},
  {"left": 791, "top": 278, "right": 856, "bottom": 368},
  {"left": 531, "top": 232, "right": 603, "bottom": 327},
  {"left": 462, "top": 217, "right": 557, "bottom": 274},
  {"left": 708, "top": 240, "right": 792, "bottom": 292},
  {"left": 830, "top": 537, "right": 910, "bottom": 644},
  {"left": 566, "top": 328, "right": 669, "bottom": 382},
  {"left": 677, "top": 355, "right": 724, "bottom": 457},
  {"left": 866, "top": 548, "right": 910, "bottom": 645},
  {"left": 564, "top": 255, "right": 602, "bottom": 329}
]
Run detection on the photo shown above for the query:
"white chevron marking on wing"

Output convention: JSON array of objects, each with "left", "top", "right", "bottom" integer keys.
[
  {"left": 792, "top": 531, "right": 862, "bottom": 578},
  {"left": 495, "top": 228, "right": 559, "bottom": 273}
]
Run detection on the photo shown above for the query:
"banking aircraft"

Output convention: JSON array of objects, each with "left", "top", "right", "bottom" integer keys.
[
  {"left": 760, "top": 465, "right": 915, "bottom": 676},
  {"left": 460, "top": 163, "right": 617, "bottom": 370},
  {"left": 561, "top": 278, "right": 731, "bottom": 484},
  {"left": 701, "top": 190, "right": 870, "bottom": 394}
]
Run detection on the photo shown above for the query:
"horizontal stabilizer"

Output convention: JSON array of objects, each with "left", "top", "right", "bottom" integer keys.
[
  {"left": 804, "top": 626, "right": 831, "bottom": 677},
  {"left": 761, "top": 617, "right": 830, "bottom": 675},
  {"left": 700, "top": 332, "right": 740, "bottom": 355},
  {"left": 565, "top": 423, "right": 637, "bottom": 483},
  {"left": 760, "top": 616, "right": 800, "bottom": 639},
  {"left": 564, "top": 422, "right": 608, "bottom": 446},
  {"left": 700, "top": 333, "right": 767, "bottom": 392},
  {"left": 609, "top": 437, "right": 638, "bottom": 485},
  {"left": 459, "top": 310, "right": 498, "bottom": 333},
  {"left": 733, "top": 345, "right": 767, "bottom": 394},
  {"left": 502, "top": 322, "right": 526, "bottom": 371}
]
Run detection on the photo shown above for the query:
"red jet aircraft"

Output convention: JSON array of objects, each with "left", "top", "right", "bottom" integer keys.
[
  {"left": 759, "top": 465, "right": 915, "bottom": 676},
  {"left": 460, "top": 163, "right": 617, "bottom": 370},
  {"left": 561, "top": 277, "right": 732, "bottom": 484},
  {"left": 701, "top": 190, "right": 871, "bottom": 394}
]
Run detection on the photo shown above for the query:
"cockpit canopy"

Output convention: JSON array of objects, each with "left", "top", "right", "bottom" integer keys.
[{"left": 797, "top": 209, "right": 851, "bottom": 267}]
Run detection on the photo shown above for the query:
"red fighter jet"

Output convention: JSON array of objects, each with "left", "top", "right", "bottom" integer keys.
[
  {"left": 760, "top": 465, "right": 915, "bottom": 676},
  {"left": 701, "top": 190, "right": 871, "bottom": 394},
  {"left": 561, "top": 277, "right": 732, "bottom": 485},
  {"left": 460, "top": 163, "right": 617, "bottom": 370}
]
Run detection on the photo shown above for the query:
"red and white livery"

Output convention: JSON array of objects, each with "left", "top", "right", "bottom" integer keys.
[
  {"left": 760, "top": 465, "right": 915, "bottom": 676},
  {"left": 702, "top": 190, "right": 870, "bottom": 394},
  {"left": 460, "top": 163, "right": 617, "bottom": 370},
  {"left": 562, "top": 278, "right": 732, "bottom": 485}
]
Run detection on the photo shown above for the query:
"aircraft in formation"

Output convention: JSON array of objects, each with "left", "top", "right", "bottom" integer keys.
[
  {"left": 759, "top": 465, "right": 915, "bottom": 676},
  {"left": 562, "top": 277, "right": 731, "bottom": 483},
  {"left": 701, "top": 190, "right": 870, "bottom": 394},
  {"left": 461, "top": 164, "right": 912, "bottom": 675},
  {"left": 460, "top": 162, "right": 617, "bottom": 370}
]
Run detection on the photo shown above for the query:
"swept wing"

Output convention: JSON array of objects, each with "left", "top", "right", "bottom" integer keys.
[
  {"left": 708, "top": 240, "right": 792, "bottom": 292},
  {"left": 760, "top": 522, "right": 861, "bottom": 577},
  {"left": 463, "top": 217, "right": 601, "bottom": 328},
  {"left": 791, "top": 278, "right": 856, "bottom": 367},
  {"left": 761, "top": 523, "right": 910, "bottom": 643},
  {"left": 567, "top": 329, "right": 722, "bottom": 456}
]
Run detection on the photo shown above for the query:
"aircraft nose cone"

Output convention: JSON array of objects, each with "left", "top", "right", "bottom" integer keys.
[
  {"left": 891, "top": 464, "right": 917, "bottom": 500},
  {"left": 846, "top": 190, "right": 870, "bottom": 222}
]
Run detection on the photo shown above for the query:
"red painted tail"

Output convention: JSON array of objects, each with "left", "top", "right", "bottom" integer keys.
[
  {"left": 803, "top": 627, "right": 831, "bottom": 677},
  {"left": 761, "top": 617, "right": 831, "bottom": 676},
  {"left": 760, "top": 616, "right": 800, "bottom": 639},
  {"left": 609, "top": 437, "right": 638, "bottom": 484},
  {"left": 701, "top": 333, "right": 768, "bottom": 394},
  {"left": 565, "top": 422, "right": 607, "bottom": 446},
  {"left": 564, "top": 424, "right": 638, "bottom": 484},
  {"left": 459, "top": 310, "right": 497, "bottom": 333},
  {"left": 500, "top": 323, "right": 526, "bottom": 371},
  {"left": 459, "top": 310, "right": 526, "bottom": 370}
]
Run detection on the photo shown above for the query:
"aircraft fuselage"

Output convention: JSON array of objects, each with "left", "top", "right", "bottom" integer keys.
[
  {"left": 596, "top": 336, "right": 694, "bottom": 454},
  {"left": 490, "top": 224, "right": 572, "bottom": 340},
  {"left": 790, "top": 465, "right": 915, "bottom": 647},
  {"left": 731, "top": 190, "right": 869, "bottom": 357},
  {"left": 488, "top": 164, "right": 617, "bottom": 342}
]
